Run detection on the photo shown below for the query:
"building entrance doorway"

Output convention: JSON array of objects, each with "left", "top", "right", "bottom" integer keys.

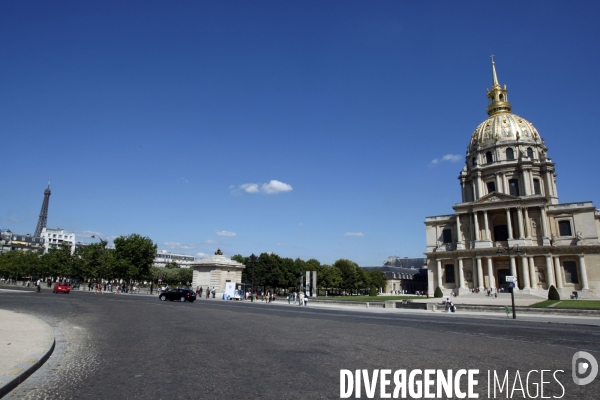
[
  {"left": 494, "top": 225, "right": 508, "bottom": 241},
  {"left": 497, "top": 269, "right": 510, "bottom": 290}
]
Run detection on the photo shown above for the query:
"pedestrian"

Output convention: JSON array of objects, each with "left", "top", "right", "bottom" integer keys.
[
  {"left": 199, "top": 287, "right": 203, "bottom": 298},
  {"left": 150, "top": 283, "right": 153, "bottom": 295},
  {"left": 287, "top": 294, "right": 290, "bottom": 304},
  {"left": 303, "top": 294, "right": 308, "bottom": 306},
  {"left": 35, "top": 279, "right": 41, "bottom": 293},
  {"left": 211, "top": 287, "right": 216, "bottom": 298},
  {"left": 265, "top": 292, "right": 270, "bottom": 303}
]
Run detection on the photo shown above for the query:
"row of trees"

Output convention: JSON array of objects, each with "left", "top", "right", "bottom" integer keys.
[
  {"left": 0, "top": 234, "right": 192, "bottom": 285},
  {"left": 232, "top": 253, "right": 387, "bottom": 295}
]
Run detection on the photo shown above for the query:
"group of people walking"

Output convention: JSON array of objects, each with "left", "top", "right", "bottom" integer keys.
[{"left": 194, "top": 286, "right": 216, "bottom": 299}]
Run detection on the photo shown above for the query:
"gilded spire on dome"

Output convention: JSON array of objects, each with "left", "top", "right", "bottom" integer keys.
[{"left": 486, "top": 57, "right": 511, "bottom": 116}]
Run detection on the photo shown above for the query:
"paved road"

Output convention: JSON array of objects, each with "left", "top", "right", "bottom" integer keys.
[{"left": 1, "top": 288, "right": 599, "bottom": 399}]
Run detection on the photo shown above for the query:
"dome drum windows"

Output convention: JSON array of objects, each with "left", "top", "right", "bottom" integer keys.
[
  {"left": 506, "top": 148, "right": 515, "bottom": 160},
  {"left": 508, "top": 179, "right": 520, "bottom": 196},
  {"left": 533, "top": 179, "right": 542, "bottom": 195},
  {"left": 485, "top": 151, "right": 493, "bottom": 164},
  {"left": 557, "top": 220, "right": 573, "bottom": 237}
]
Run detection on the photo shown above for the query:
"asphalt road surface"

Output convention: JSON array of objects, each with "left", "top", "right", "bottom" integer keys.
[{"left": 1, "top": 288, "right": 599, "bottom": 399}]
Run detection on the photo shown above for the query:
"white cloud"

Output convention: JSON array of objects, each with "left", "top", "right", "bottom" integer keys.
[
  {"left": 298, "top": 222, "right": 304, "bottom": 226},
  {"left": 344, "top": 232, "right": 365, "bottom": 237},
  {"left": 196, "top": 252, "right": 209, "bottom": 259},
  {"left": 216, "top": 230, "right": 236, "bottom": 237},
  {"left": 240, "top": 183, "right": 259, "bottom": 193},
  {"left": 430, "top": 154, "right": 462, "bottom": 166},
  {"left": 262, "top": 180, "right": 293, "bottom": 194},
  {"left": 177, "top": 177, "right": 189, "bottom": 183},
  {"left": 276, "top": 243, "right": 286, "bottom": 247},
  {"left": 205, "top": 239, "right": 218, "bottom": 245},
  {"left": 442, "top": 154, "right": 462, "bottom": 162},
  {"left": 232, "top": 180, "right": 293, "bottom": 195},
  {"left": 163, "top": 242, "right": 197, "bottom": 250}
]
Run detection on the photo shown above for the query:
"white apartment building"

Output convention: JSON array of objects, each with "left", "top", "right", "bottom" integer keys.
[
  {"left": 40, "top": 227, "right": 76, "bottom": 254},
  {"left": 154, "top": 249, "right": 195, "bottom": 268}
]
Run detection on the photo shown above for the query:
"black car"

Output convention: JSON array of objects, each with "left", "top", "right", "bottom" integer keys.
[{"left": 159, "top": 288, "right": 196, "bottom": 302}]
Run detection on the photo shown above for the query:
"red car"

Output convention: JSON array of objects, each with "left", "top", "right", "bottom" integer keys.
[{"left": 53, "top": 282, "right": 71, "bottom": 294}]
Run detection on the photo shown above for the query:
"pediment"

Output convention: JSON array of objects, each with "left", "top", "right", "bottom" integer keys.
[{"left": 473, "top": 192, "right": 519, "bottom": 204}]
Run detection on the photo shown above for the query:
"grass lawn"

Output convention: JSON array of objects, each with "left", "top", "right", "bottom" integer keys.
[
  {"left": 320, "top": 296, "right": 423, "bottom": 302},
  {"left": 530, "top": 300, "right": 600, "bottom": 309}
]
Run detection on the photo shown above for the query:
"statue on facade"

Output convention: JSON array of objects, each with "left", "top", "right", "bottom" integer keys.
[
  {"left": 465, "top": 269, "right": 473, "bottom": 283},
  {"left": 576, "top": 231, "right": 583, "bottom": 243},
  {"left": 537, "top": 268, "right": 546, "bottom": 284},
  {"left": 551, "top": 233, "right": 557, "bottom": 246},
  {"left": 214, "top": 248, "right": 223, "bottom": 255},
  {"left": 530, "top": 220, "right": 537, "bottom": 237}
]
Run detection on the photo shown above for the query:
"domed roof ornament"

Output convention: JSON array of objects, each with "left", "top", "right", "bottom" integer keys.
[{"left": 486, "top": 56, "right": 512, "bottom": 116}]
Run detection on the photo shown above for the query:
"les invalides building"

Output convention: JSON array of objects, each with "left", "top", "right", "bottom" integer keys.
[{"left": 425, "top": 61, "right": 600, "bottom": 299}]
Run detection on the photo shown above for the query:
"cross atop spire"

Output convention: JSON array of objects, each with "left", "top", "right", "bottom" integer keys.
[{"left": 491, "top": 56, "right": 500, "bottom": 87}]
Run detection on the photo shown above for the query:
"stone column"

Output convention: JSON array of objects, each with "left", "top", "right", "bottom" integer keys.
[
  {"left": 523, "top": 208, "right": 530, "bottom": 238},
  {"left": 476, "top": 257, "right": 484, "bottom": 290},
  {"left": 553, "top": 256, "right": 563, "bottom": 289},
  {"left": 521, "top": 256, "right": 531, "bottom": 289},
  {"left": 545, "top": 171, "right": 554, "bottom": 197},
  {"left": 517, "top": 207, "right": 524, "bottom": 239},
  {"left": 306, "top": 270, "right": 311, "bottom": 295},
  {"left": 522, "top": 169, "right": 531, "bottom": 195},
  {"left": 476, "top": 172, "right": 483, "bottom": 200},
  {"left": 473, "top": 211, "right": 480, "bottom": 241},
  {"left": 486, "top": 257, "right": 494, "bottom": 289},
  {"left": 437, "top": 259, "right": 443, "bottom": 289},
  {"left": 312, "top": 270, "right": 317, "bottom": 297},
  {"left": 456, "top": 215, "right": 462, "bottom": 245},
  {"left": 458, "top": 258, "right": 465, "bottom": 289},
  {"left": 495, "top": 174, "right": 501, "bottom": 193},
  {"left": 483, "top": 210, "right": 490, "bottom": 241},
  {"left": 461, "top": 181, "right": 466, "bottom": 203},
  {"left": 506, "top": 208, "right": 514, "bottom": 239},
  {"left": 578, "top": 255, "right": 589, "bottom": 290},
  {"left": 540, "top": 207, "right": 549, "bottom": 239},
  {"left": 545, "top": 255, "right": 555, "bottom": 287},
  {"left": 509, "top": 256, "right": 518, "bottom": 282},
  {"left": 502, "top": 173, "right": 508, "bottom": 195},
  {"left": 529, "top": 256, "right": 537, "bottom": 288}
]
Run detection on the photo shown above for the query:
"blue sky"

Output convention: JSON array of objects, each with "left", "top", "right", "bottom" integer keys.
[{"left": 2, "top": 1, "right": 600, "bottom": 266}]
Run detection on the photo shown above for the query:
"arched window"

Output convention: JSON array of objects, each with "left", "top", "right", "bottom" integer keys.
[
  {"left": 486, "top": 151, "right": 493, "bottom": 164},
  {"left": 506, "top": 148, "right": 515, "bottom": 160},
  {"left": 527, "top": 147, "right": 534, "bottom": 159},
  {"left": 472, "top": 157, "right": 476, "bottom": 166}
]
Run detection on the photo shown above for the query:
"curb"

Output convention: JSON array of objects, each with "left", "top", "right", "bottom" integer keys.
[{"left": 0, "top": 314, "right": 55, "bottom": 399}]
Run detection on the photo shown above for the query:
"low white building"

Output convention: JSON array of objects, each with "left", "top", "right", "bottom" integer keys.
[
  {"left": 40, "top": 228, "right": 76, "bottom": 254},
  {"left": 154, "top": 249, "right": 196, "bottom": 268}
]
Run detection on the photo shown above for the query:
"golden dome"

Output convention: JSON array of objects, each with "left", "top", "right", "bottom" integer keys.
[
  {"left": 469, "top": 113, "right": 541, "bottom": 148},
  {"left": 469, "top": 60, "right": 541, "bottom": 149}
]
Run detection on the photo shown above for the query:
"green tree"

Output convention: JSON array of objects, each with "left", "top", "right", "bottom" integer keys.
[
  {"left": 334, "top": 259, "right": 362, "bottom": 294},
  {"left": 434, "top": 286, "right": 443, "bottom": 298},
  {"left": 366, "top": 270, "right": 387, "bottom": 292},
  {"left": 113, "top": 234, "right": 157, "bottom": 281},
  {"left": 548, "top": 285, "right": 560, "bottom": 301}
]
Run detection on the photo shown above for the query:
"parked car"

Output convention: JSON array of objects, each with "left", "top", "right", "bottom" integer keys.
[
  {"left": 159, "top": 288, "right": 196, "bottom": 302},
  {"left": 53, "top": 282, "right": 71, "bottom": 294}
]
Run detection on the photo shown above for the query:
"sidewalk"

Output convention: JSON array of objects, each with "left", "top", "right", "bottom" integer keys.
[
  {"left": 0, "top": 309, "right": 55, "bottom": 398},
  {"left": 249, "top": 297, "right": 600, "bottom": 326}
]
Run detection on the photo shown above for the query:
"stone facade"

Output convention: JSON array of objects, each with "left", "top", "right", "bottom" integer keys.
[
  {"left": 424, "top": 61, "right": 600, "bottom": 299},
  {"left": 190, "top": 252, "right": 245, "bottom": 297}
]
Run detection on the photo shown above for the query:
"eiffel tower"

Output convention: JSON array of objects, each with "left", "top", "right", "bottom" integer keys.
[{"left": 34, "top": 183, "right": 51, "bottom": 237}]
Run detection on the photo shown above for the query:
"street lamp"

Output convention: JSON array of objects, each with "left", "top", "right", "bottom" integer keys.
[
  {"left": 248, "top": 254, "right": 257, "bottom": 301},
  {"left": 496, "top": 244, "right": 521, "bottom": 319},
  {"left": 91, "top": 235, "right": 107, "bottom": 292}
]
